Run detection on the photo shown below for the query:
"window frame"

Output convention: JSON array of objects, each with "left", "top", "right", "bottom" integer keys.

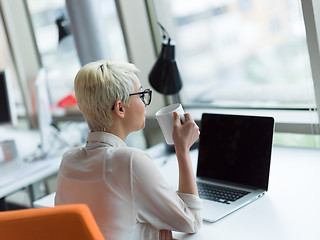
[{"left": 301, "top": 0, "right": 320, "bottom": 127}]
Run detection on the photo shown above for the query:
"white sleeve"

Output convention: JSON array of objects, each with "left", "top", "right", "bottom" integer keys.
[{"left": 130, "top": 150, "right": 202, "bottom": 233}]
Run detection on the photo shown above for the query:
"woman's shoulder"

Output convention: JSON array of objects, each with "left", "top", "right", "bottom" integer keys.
[
  {"left": 113, "top": 147, "right": 151, "bottom": 162},
  {"left": 111, "top": 147, "right": 154, "bottom": 176},
  {"left": 61, "top": 146, "right": 82, "bottom": 161}
]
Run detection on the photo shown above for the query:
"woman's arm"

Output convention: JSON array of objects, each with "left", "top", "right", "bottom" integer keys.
[
  {"left": 130, "top": 149, "right": 202, "bottom": 233},
  {"left": 172, "top": 112, "right": 200, "bottom": 196}
]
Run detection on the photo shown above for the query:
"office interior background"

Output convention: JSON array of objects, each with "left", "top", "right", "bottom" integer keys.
[{"left": 0, "top": 0, "right": 320, "bottom": 206}]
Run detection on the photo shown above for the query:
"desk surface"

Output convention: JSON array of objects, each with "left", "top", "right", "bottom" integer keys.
[
  {"left": 0, "top": 128, "right": 63, "bottom": 199},
  {"left": 148, "top": 144, "right": 320, "bottom": 240},
  {"left": 33, "top": 142, "right": 320, "bottom": 240}
]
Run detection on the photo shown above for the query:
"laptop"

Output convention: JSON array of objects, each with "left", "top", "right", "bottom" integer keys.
[{"left": 196, "top": 113, "right": 274, "bottom": 222}]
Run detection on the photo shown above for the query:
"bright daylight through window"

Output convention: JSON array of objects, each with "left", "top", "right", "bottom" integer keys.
[
  {"left": 169, "top": 0, "right": 316, "bottom": 109},
  {"left": 26, "top": 0, "right": 127, "bottom": 108}
]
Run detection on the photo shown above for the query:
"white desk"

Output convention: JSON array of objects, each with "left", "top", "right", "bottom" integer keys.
[
  {"left": 147, "top": 144, "right": 320, "bottom": 240},
  {"left": 33, "top": 143, "right": 320, "bottom": 240},
  {"left": 0, "top": 128, "right": 63, "bottom": 209}
]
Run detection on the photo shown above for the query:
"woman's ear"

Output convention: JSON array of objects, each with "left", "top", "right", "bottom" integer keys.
[{"left": 112, "top": 100, "right": 125, "bottom": 118}]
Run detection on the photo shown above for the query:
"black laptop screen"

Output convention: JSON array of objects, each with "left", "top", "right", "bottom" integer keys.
[{"left": 197, "top": 113, "right": 274, "bottom": 191}]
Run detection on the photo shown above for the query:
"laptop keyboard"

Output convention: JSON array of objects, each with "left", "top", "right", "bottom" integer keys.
[{"left": 197, "top": 182, "right": 250, "bottom": 204}]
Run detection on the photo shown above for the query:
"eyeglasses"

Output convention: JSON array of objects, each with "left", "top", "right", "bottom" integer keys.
[
  {"left": 129, "top": 89, "right": 152, "bottom": 106},
  {"left": 111, "top": 89, "right": 152, "bottom": 110}
]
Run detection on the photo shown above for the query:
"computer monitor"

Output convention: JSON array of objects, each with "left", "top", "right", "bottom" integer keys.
[
  {"left": 0, "top": 70, "right": 17, "bottom": 162},
  {"left": 24, "top": 68, "right": 55, "bottom": 162},
  {"left": 34, "top": 68, "right": 54, "bottom": 158},
  {"left": 0, "top": 70, "right": 17, "bottom": 127},
  {"left": 24, "top": 69, "right": 67, "bottom": 162}
]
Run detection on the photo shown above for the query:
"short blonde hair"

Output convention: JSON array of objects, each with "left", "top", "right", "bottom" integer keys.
[{"left": 74, "top": 60, "right": 139, "bottom": 131}]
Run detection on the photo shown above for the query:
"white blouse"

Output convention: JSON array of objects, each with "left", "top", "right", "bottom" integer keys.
[{"left": 55, "top": 132, "right": 202, "bottom": 240}]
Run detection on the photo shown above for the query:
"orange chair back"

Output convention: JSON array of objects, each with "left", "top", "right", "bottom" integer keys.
[{"left": 0, "top": 204, "right": 104, "bottom": 240}]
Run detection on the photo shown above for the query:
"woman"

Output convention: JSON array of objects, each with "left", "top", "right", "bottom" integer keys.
[{"left": 55, "top": 60, "right": 202, "bottom": 239}]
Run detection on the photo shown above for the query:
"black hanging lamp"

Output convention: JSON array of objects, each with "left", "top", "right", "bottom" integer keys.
[{"left": 149, "top": 23, "right": 182, "bottom": 100}]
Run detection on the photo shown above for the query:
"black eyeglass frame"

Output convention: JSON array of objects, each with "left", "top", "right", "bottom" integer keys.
[
  {"left": 111, "top": 89, "right": 152, "bottom": 110},
  {"left": 129, "top": 88, "right": 152, "bottom": 106}
]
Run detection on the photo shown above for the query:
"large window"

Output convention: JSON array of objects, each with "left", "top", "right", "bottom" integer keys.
[
  {"left": 26, "top": 0, "right": 80, "bottom": 106},
  {"left": 26, "top": 0, "right": 127, "bottom": 109},
  {"left": 167, "top": 0, "right": 316, "bottom": 109},
  {"left": 2, "top": 0, "right": 319, "bottom": 148},
  {"left": 141, "top": 0, "right": 320, "bottom": 148}
]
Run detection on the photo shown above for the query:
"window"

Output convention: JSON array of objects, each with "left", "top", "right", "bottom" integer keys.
[
  {"left": 165, "top": 0, "right": 316, "bottom": 109},
  {"left": 132, "top": 0, "right": 320, "bottom": 148},
  {"left": 2, "top": 0, "right": 319, "bottom": 148},
  {"left": 26, "top": 0, "right": 127, "bottom": 110},
  {"left": 26, "top": 0, "right": 80, "bottom": 107}
]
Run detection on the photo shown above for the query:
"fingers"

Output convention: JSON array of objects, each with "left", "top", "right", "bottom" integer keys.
[
  {"left": 173, "top": 112, "right": 196, "bottom": 129},
  {"left": 173, "top": 112, "right": 181, "bottom": 125},
  {"left": 173, "top": 111, "right": 180, "bottom": 120},
  {"left": 174, "top": 112, "right": 192, "bottom": 123},
  {"left": 183, "top": 113, "right": 192, "bottom": 122},
  {"left": 172, "top": 112, "right": 199, "bottom": 149}
]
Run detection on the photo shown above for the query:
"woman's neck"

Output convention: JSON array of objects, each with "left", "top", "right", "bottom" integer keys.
[{"left": 104, "top": 125, "right": 128, "bottom": 142}]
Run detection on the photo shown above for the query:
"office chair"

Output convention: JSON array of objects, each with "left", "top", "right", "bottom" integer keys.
[{"left": 0, "top": 204, "right": 104, "bottom": 240}]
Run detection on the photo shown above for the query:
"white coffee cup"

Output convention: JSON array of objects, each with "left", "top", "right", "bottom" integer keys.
[{"left": 155, "top": 103, "right": 186, "bottom": 145}]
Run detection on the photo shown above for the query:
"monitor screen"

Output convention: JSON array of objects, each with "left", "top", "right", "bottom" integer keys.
[{"left": 0, "top": 70, "right": 16, "bottom": 126}]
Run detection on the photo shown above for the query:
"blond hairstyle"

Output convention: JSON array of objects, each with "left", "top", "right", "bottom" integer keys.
[{"left": 74, "top": 60, "right": 139, "bottom": 131}]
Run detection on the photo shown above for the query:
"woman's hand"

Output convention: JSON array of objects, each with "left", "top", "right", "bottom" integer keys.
[
  {"left": 172, "top": 112, "right": 199, "bottom": 196},
  {"left": 172, "top": 112, "right": 200, "bottom": 152}
]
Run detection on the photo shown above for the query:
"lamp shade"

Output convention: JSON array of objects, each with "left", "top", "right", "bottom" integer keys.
[
  {"left": 149, "top": 39, "right": 182, "bottom": 95},
  {"left": 56, "top": 16, "right": 71, "bottom": 42}
]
